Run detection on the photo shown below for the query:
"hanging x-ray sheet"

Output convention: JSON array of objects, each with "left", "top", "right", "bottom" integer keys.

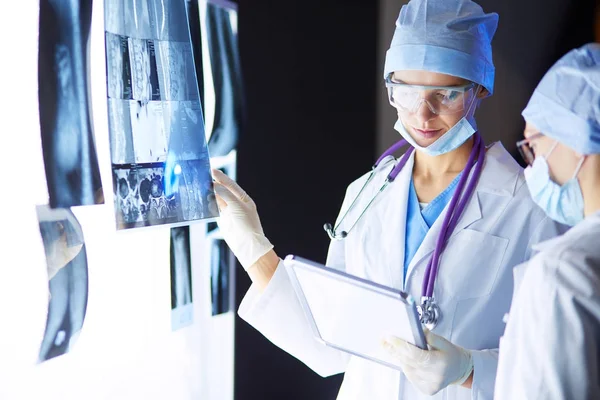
[
  {"left": 38, "top": 0, "right": 104, "bottom": 208},
  {"left": 206, "top": 223, "right": 233, "bottom": 316},
  {"left": 104, "top": 0, "right": 218, "bottom": 229},
  {"left": 192, "top": 0, "right": 243, "bottom": 156},
  {"left": 170, "top": 225, "right": 193, "bottom": 330},
  {"left": 209, "top": 235, "right": 233, "bottom": 316},
  {"left": 36, "top": 205, "right": 88, "bottom": 363}
]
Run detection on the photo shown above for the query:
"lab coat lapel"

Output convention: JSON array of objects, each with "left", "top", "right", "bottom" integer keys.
[
  {"left": 404, "top": 190, "right": 483, "bottom": 287},
  {"left": 403, "top": 142, "right": 519, "bottom": 288},
  {"left": 380, "top": 152, "right": 414, "bottom": 289}
]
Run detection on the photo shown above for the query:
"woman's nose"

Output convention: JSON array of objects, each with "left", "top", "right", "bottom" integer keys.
[{"left": 414, "top": 99, "right": 437, "bottom": 123}]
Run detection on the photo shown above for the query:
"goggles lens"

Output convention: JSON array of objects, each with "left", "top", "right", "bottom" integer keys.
[
  {"left": 385, "top": 77, "right": 476, "bottom": 115},
  {"left": 516, "top": 132, "right": 545, "bottom": 166}
]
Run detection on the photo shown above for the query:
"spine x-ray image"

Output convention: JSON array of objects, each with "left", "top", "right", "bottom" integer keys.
[
  {"left": 36, "top": 205, "right": 88, "bottom": 362},
  {"left": 38, "top": 0, "right": 104, "bottom": 208},
  {"left": 170, "top": 225, "right": 193, "bottom": 330},
  {"left": 204, "top": 0, "right": 243, "bottom": 157},
  {"left": 104, "top": 0, "right": 218, "bottom": 230},
  {"left": 112, "top": 159, "right": 215, "bottom": 229}
]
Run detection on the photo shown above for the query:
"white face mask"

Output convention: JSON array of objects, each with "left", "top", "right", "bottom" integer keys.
[
  {"left": 524, "top": 141, "right": 586, "bottom": 226},
  {"left": 393, "top": 90, "right": 479, "bottom": 156}
]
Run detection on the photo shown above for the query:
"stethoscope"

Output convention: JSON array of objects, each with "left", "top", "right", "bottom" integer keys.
[{"left": 323, "top": 133, "right": 485, "bottom": 329}]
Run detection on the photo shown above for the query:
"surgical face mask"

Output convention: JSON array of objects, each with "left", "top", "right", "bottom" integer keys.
[
  {"left": 524, "top": 142, "right": 586, "bottom": 226},
  {"left": 393, "top": 88, "right": 479, "bottom": 156}
]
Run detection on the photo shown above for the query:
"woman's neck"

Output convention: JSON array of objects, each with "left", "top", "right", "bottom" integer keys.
[
  {"left": 413, "top": 137, "right": 475, "bottom": 178},
  {"left": 583, "top": 185, "right": 600, "bottom": 217}
]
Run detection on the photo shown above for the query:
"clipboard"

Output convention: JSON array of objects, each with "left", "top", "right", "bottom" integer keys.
[{"left": 283, "top": 255, "right": 427, "bottom": 371}]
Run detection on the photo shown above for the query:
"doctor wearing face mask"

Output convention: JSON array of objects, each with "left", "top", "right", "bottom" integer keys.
[
  {"left": 495, "top": 43, "right": 600, "bottom": 399},
  {"left": 212, "top": 1, "right": 565, "bottom": 399}
]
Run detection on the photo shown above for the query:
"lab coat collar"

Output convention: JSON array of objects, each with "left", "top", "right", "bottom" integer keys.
[
  {"left": 403, "top": 141, "right": 521, "bottom": 287},
  {"left": 476, "top": 141, "right": 522, "bottom": 197}
]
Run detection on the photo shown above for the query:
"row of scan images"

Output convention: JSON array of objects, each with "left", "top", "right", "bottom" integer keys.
[
  {"left": 39, "top": 0, "right": 242, "bottom": 230},
  {"left": 34, "top": 0, "right": 242, "bottom": 363}
]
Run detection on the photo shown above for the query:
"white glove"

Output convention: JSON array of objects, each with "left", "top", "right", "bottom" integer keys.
[
  {"left": 212, "top": 169, "right": 274, "bottom": 270},
  {"left": 381, "top": 329, "right": 474, "bottom": 396}
]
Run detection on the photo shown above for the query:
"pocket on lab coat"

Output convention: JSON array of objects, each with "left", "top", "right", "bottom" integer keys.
[{"left": 439, "top": 229, "right": 509, "bottom": 300}]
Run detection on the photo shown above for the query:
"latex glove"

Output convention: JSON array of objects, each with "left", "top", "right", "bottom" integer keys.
[
  {"left": 212, "top": 169, "right": 274, "bottom": 270},
  {"left": 381, "top": 329, "right": 473, "bottom": 396}
]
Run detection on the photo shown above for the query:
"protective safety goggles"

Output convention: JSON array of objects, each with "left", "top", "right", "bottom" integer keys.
[
  {"left": 385, "top": 76, "right": 477, "bottom": 115},
  {"left": 516, "top": 132, "right": 544, "bottom": 166}
]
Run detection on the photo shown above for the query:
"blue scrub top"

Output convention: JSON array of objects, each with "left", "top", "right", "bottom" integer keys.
[{"left": 403, "top": 174, "right": 461, "bottom": 284}]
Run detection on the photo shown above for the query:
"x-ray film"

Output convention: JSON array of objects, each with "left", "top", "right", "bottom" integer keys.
[
  {"left": 112, "top": 159, "right": 212, "bottom": 229},
  {"left": 188, "top": 0, "right": 243, "bottom": 156},
  {"left": 205, "top": 225, "right": 234, "bottom": 316},
  {"left": 36, "top": 205, "right": 88, "bottom": 363},
  {"left": 170, "top": 225, "right": 193, "bottom": 330},
  {"left": 104, "top": 0, "right": 218, "bottom": 229},
  {"left": 204, "top": 0, "right": 243, "bottom": 156},
  {"left": 38, "top": 0, "right": 104, "bottom": 208}
]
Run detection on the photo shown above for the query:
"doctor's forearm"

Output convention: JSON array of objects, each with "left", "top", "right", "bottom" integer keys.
[{"left": 247, "top": 249, "right": 280, "bottom": 292}]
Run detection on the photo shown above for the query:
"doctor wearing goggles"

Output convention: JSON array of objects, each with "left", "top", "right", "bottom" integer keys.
[
  {"left": 212, "top": 1, "right": 565, "bottom": 399},
  {"left": 495, "top": 44, "right": 600, "bottom": 399}
]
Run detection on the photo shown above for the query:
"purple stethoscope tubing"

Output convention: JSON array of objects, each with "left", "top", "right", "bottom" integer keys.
[
  {"left": 422, "top": 133, "right": 485, "bottom": 298},
  {"left": 376, "top": 139, "right": 414, "bottom": 181},
  {"left": 324, "top": 132, "right": 486, "bottom": 327},
  {"left": 375, "top": 133, "right": 485, "bottom": 300}
]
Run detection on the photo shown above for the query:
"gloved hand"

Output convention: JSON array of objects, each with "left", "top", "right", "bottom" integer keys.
[
  {"left": 212, "top": 169, "right": 274, "bottom": 270},
  {"left": 381, "top": 329, "right": 474, "bottom": 396}
]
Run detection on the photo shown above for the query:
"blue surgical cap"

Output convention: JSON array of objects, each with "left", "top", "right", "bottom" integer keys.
[
  {"left": 522, "top": 43, "right": 600, "bottom": 155},
  {"left": 384, "top": 0, "right": 498, "bottom": 95}
]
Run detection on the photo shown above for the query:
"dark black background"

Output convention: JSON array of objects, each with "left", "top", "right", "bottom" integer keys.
[{"left": 235, "top": 2, "right": 377, "bottom": 399}]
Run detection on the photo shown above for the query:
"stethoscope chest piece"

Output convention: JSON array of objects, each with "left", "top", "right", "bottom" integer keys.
[{"left": 417, "top": 296, "right": 440, "bottom": 330}]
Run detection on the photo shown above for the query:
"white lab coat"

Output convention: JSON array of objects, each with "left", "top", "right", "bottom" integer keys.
[
  {"left": 495, "top": 212, "right": 600, "bottom": 399},
  {"left": 239, "top": 142, "right": 565, "bottom": 400}
]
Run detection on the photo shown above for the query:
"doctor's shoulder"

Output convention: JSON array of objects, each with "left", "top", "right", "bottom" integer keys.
[
  {"left": 517, "top": 244, "right": 600, "bottom": 322},
  {"left": 530, "top": 216, "right": 600, "bottom": 285}
]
